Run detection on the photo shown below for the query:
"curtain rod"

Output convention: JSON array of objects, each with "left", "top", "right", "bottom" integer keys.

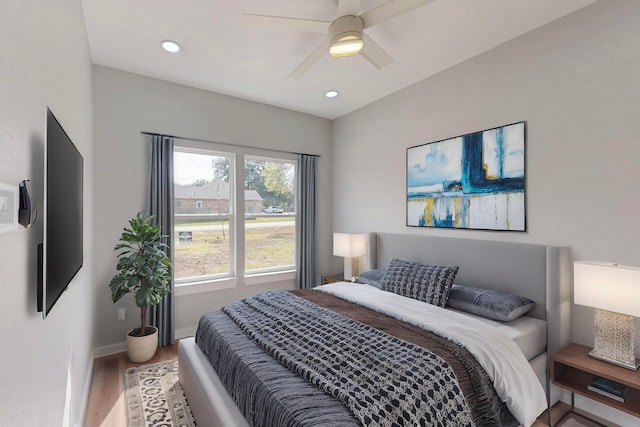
[{"left": 141, "top": 131, "right": 320, "bottom": 158}]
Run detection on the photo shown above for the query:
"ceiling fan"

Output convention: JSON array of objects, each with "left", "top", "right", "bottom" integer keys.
[{"left": 245, "top": 0, "right": 433, "bottom": 79}]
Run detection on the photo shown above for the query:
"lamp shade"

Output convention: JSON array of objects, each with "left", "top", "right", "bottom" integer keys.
[
  {"left": 333, "top": 233, "right": 367, "bottom": 258},
  {"left": 574, "top": 261, "right": 640, "bottom": 317}
]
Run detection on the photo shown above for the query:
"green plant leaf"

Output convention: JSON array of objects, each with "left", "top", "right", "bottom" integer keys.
[
  {"left": 109, "top": 275, "right": 129, "bottom": 302},
  {"left": 109, "top": 212, "right": 172, "bottom": 311}
]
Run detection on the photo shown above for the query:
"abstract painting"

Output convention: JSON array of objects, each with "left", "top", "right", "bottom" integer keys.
[{"left": 407, "top": 122, "right": 525, "bottom": 231}]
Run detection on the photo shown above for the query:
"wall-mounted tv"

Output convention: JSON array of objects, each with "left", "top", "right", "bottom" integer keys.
[{"left": 37, "top": 108, "right": 84, "bottom": 318}]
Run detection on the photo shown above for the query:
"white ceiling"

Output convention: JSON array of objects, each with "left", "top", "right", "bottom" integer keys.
[{"left": 82, "top": 0, "right": 596, "bottom": 120}]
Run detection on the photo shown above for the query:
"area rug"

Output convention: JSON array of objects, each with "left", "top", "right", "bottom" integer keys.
[
  {"left": 124, "top": 359, "right": 196, "bottom": 426},
  {"left": 561, "top": 417, "right": 587, "bottom": 427}
]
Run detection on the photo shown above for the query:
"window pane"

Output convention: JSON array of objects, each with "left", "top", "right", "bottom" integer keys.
[
  {"left": 245, "top": 158, "right": 296, "bottom": 272},
  {"left": 174, "top": 150, "right": 232, "bottom": 280}
]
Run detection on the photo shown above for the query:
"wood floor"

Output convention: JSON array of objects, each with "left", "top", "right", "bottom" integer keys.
[
  {"left": 533, "top": 405, "right": 615, "bottom": 427},
  {"left": 84, "top": 343, "right": 613, "bottom": 427},
  {"left": 84, "top": 342, "right": 179, "bottom": 427}
]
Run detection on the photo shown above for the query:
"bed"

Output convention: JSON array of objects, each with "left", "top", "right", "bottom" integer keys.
[{"left": 179, "top": 233, "right": 571, "bottom": 426}]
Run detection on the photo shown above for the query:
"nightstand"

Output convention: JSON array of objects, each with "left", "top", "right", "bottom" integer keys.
[
  {"left": 321, "top": 273, "right": 346, "bottom": 285},
  {"left": 550, "top": 343, "right": 640, "bottom": 425}
]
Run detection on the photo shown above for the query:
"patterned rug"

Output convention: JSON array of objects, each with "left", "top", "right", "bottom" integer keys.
[
  {"left": 124, "top": 359, "right": 196, "bottom": 426},
  {"left": 561, "top": 417, "right": 587, "bottom": 427}
]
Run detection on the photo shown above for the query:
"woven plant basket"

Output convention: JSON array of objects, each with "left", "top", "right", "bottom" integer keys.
[{"left": 126, "top": 326, "right": 158, "bottom": 363}]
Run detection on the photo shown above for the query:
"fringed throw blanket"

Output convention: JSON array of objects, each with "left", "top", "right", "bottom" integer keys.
[
  {"left": 225, "top": 291, "right": 473, "bottom": 427},
  {"left": 196, "top": 290, "right": 517, "bottom": 427}
]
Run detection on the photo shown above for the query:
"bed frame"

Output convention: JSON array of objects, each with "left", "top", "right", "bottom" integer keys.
[{"left": 178, "top": 233, "right": 571, "bottom": 426}]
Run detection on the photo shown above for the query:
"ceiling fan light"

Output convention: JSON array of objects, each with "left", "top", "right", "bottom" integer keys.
[{"left": 330, "top": 34, "right": 363, "bottom": 57}]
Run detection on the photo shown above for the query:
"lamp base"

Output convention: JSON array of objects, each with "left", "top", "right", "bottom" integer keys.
[
  {"left": 343, "top": 257, "right": 359, "bottom": 282},
  {"left": 588, "top": 349, "right": 640, "bottom": 371},
  {"left": 589, "top": 309, "right": 640, "bottom": 371}
]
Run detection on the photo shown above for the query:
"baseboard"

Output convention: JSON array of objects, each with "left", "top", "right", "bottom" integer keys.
[
  {"left": 176, "top": 326, "right": 196, "bottom": 340},
  {"left": 93, "top": 341, "right": 127, "bottom": 358},
  {"left": 75, "top": 348, "right": 96, "bottom": 427},
  {"left": 93, "top": 328, "right": 195, "bottom": 359}
]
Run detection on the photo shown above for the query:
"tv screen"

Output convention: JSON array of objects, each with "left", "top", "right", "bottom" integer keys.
[{"left": 38, "top": 108, "right": 83, "bottom": 318}]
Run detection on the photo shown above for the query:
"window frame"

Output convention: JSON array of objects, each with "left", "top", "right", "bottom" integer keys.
[
  {"left": 172, "top": 140, "right": 298, "bottom": 293},
  {"left": 243, "top": 154, "right": 297, "bottom": 276},
  {"left": 173, "top": 145, "right": 235, "bottom": 285}
]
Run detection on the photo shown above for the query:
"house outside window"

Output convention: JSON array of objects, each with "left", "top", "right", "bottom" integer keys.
[{"left": 173, "top": 151, "right": 232, "bottom": 281}]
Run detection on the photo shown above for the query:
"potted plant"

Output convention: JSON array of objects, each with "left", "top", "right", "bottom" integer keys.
[{"left": 109, "top": 213, "right": 172, "bottom": 363}]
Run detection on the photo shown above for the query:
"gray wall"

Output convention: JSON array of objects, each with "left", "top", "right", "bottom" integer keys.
[
  {"left": 0, "top": 0, "right": 94, "bottom": 425},
  {"left": 333, "top": 1, "right": 639, "bottom": 422},
  {"left": 92, "top": 66, "right": 333, "bottom": 349}
]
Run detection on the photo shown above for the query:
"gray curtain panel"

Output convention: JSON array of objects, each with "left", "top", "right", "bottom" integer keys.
[
  {"left": 148, "top": 134, "right": 175, "bottom": 347},
  {"left": 296, "top": 154, "right": 317, "bottom": 289}
]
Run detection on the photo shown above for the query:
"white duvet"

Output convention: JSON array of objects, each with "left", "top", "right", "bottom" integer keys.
[{"left": 316, "top": 282, "right": 547, "bottom": 427}]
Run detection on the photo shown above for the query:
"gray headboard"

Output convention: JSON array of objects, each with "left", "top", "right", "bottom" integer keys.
[{"left": 375, "top": 233, "right": 571, "bottom": 356}]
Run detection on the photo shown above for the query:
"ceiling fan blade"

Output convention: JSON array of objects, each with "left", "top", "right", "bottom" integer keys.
[
  {"left": 288, "top": 39, "right": 331, "bottom": 79},
  {"left": 337, "top": 0, "right": 361, "bottom": 17},
  {"left": 361, "top": 0, "right": 433, "bottom": 29},
  {"left": 244, "top": 14, "right": 330, "bottom": 33},
  {"left": 360, "top": 33, "right": 393, "bottom": 69}
]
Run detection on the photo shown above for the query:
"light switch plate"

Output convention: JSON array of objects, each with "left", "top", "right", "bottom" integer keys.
[{"left": 0, "top": 182, "right": 18, "bottom": 233}]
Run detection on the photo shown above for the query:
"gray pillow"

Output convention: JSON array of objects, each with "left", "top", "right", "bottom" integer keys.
[
  {"left": 380, "top": 258, "right": 458, "bottom": 307},
  {"left": 446, "top": 284, "right": 535, "bottom": 322},
  {"left": 356, "top": 269, "right": 386, "bottom": 288}
]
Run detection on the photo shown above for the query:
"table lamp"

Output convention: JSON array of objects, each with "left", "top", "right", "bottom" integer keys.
[
  {"left": 333, "top": 233, "right": 367, "bottom": 281},
  {"left": 574, "top": 261, "right": 640, "bottom": 370}
]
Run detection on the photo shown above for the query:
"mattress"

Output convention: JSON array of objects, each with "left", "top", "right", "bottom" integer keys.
[
  {"left": 447, "top": 309, "right": 547, "bottom": 361},
  {"left": 347, "top": 280, "right": 547, "bottom": 361}
]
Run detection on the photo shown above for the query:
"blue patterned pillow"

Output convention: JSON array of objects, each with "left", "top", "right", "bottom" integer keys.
[
  {"left": 357, "top": 269, "right": 386, "bottom": 288},
  {"left": 446, "top": 285, "right": 535, "bottom": 321},
  {"left": 380, "top": 258, "right": 458, "bottom": 307}
]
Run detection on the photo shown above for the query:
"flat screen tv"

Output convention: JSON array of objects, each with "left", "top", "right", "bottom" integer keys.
[{"left": 37, "top": 108, "right": 84, "bottom": 318}]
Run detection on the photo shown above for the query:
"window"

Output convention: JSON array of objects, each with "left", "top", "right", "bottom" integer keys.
[
  {"left": 244, "top": 157, "right": 296, "bottom": 274},
  {"left": 173, "top": 145, "right": 296, "bottom": 287},
  {"left": 173, "top": 150, "right": 232, "bottom": 282}
]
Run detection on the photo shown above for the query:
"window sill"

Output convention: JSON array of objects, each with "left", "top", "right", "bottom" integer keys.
[
  {"left": 174, "top": 270, "right": 297, "bottom": 296},
  {"left": 175, "top": 277, "right": 239, "bottom": 296},
  {"left": 244, "top": 270, "right": 296, "bottom": 286}
]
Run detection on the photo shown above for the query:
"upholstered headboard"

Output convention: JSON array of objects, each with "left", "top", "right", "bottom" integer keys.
[{"left": 374, "top": 233, "right": 571, "bottom": 357}]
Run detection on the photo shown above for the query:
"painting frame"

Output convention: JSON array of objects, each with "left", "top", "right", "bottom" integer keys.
[{"left": 406, "top": 122, "right": 526, "bottom": 232}]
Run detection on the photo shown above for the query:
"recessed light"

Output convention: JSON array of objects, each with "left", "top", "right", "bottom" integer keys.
[
  {"left": 161, "top": 40, "right": 181, "bottom": 53},
  {"left": 325, "top": 90, "right": 339, "bottom": 98}
]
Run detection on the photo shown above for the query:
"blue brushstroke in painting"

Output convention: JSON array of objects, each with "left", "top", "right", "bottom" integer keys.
[
  {"left": 408, "top": 124, "right": 524, "bottom": 199},
  {"left": 461, "top": 129, "right": 524, "bottom": 195}
]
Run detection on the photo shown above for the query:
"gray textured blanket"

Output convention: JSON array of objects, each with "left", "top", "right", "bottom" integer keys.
[
  {"left": 223, "top": 291, "right": 473, "bottom": 427},
  {"left": 197, "top": 310, "right": 360, "bottom": 426},
  {"left": 196, "top": 290, "right": 517, "bottom": 427}
]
